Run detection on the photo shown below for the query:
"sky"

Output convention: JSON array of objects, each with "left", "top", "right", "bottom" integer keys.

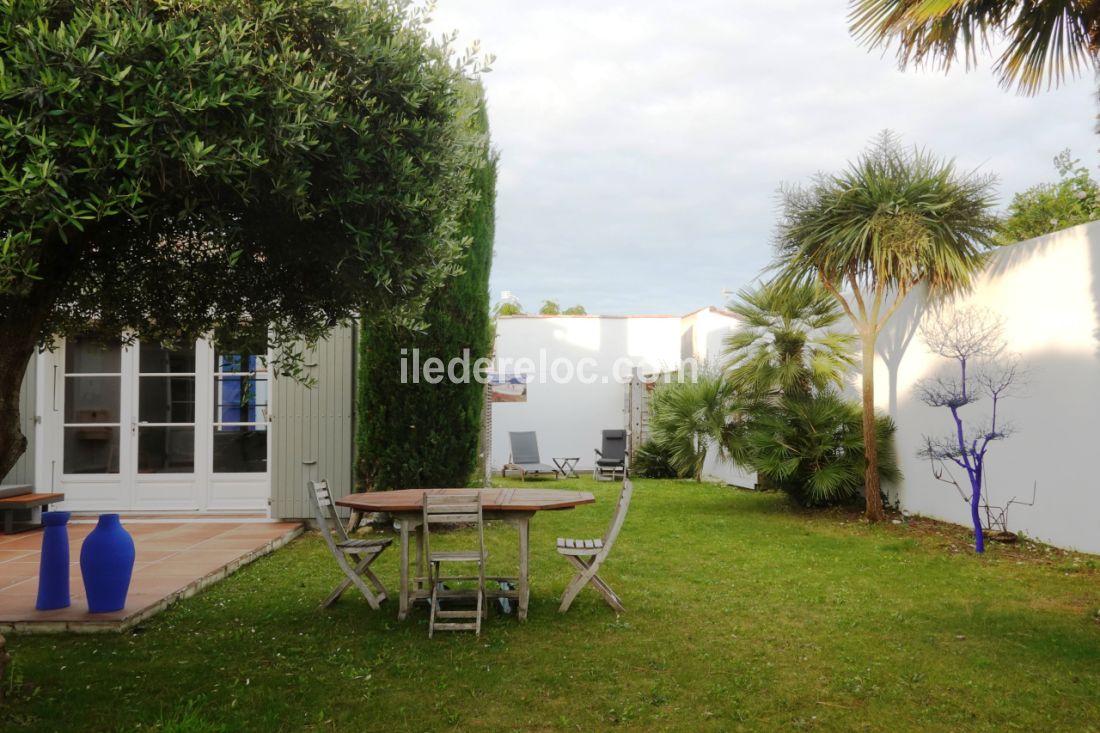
[{"left": 429, "top": 1, "right": 1099, "bottom": 316}]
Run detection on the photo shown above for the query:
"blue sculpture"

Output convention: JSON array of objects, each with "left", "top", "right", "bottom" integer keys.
[
  {"left": 36, "top": 511, "right": 72, "bottom": 610},
  {"left": 80, "top": 514, "right": 135, "bottom": 613}
]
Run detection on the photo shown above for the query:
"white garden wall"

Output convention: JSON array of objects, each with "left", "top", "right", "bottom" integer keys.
[
  {"left": 879, "top": 221, "right": 1100, "bottom": 554},
  {"left": 490, "top": 309, "right": 754, "bottom": 486}
]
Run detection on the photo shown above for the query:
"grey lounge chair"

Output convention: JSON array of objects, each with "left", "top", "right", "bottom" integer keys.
[
  {"left": 593, "top": 429, "right": 628, "bottom": 481},
  {"left": 503, "top": 431, "right": 560, "bottom": 481}
]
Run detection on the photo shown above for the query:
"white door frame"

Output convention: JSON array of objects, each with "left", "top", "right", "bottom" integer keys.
[{"left": 36, "top": 336, "right": 271, "bottom": 514}]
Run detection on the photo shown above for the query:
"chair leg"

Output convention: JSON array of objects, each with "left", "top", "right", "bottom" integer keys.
[
  {"left": 429, "top": 581, "right": 439, "bottom": 639},
  {"left": 559, "top": 554, "right": 623, "bottom": 614},
  {"left": 321, "top": 550, "right": 386, "bottom": 611}
]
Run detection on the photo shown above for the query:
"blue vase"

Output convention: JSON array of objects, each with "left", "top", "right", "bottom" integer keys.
[
  {"left": 36, "top": 511, "right": 72, "bottom": 611},
  {"left": 80, "top": 514, "right": 135, "bottom": 613}
]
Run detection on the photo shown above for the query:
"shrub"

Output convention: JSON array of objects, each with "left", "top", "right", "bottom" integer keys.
[{"left": 632, "top": 439, "right": 680, "bottom": 479}]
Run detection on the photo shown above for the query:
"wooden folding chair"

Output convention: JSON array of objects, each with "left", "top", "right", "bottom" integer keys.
[
  {"left": 307, "top": 480, "right": 391, "bottom": 610},
  {"left": 556, "top": 479, "right": 633, "bottom": 614},
  {"left": 423, "top": 492, "right": 488, "bottom": 637}
]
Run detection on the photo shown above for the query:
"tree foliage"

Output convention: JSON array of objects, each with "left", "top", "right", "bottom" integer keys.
[
  {"left": 725, "top": 281, "right": 857, "bottom": 398},
  {"left": 495, "top": 301, "right": 523, "bottom": 316},
  {"left": 740, "top": 392, "right": 899, "bottom": 507},
  {"left": 850, "top": 0, "right": 1100, "bottom": 95},
  {"left": 0, "top": 0, "right": 486, "bottom": 478},
  {"left": 356, "top": 84, "right": 496, "bottom": 491},
  {"left": 774, "top": 131, "right": 998, "bottom": 519},
  {"left": 999, "top": 149, "right": 1100, "bottom": 243}
]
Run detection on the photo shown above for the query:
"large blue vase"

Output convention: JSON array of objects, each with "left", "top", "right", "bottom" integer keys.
[
  {"left": 79, "top": 514, "right": 135, "bottom": 613},
  {"left": 36, "top": 511, "right": 72, "bottom": 611}
]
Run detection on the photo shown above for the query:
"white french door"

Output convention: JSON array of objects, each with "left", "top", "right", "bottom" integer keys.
[{"left": 40, "top": 334, "right": 271, "bottom": 513}]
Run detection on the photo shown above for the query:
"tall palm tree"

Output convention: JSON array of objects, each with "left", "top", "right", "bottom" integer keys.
[
  {"left": 850, "top": 0, "right": 1100, "bottom": 94},
  {"left": 773, "top": 132, "right": 1000, "bottom": 520}
]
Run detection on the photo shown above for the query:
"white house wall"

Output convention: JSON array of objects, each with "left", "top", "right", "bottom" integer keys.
[
  {"left": 880, "top": 221, "right": 1100, "bottom": 554},
  {"left": 491, "top": 311, "right": 756, "bottom": 488},
  {"left": 491, "top": 316, "right": 681, "bottom": 471}
]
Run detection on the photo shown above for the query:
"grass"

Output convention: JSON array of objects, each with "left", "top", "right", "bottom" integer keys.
[{"left": 3, "top": 476, "right": 1100, "bottom": 732}]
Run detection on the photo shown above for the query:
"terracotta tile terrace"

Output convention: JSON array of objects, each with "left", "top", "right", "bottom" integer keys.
[{"left": 0, "top": 518, "right": 302, "bottom": 633}]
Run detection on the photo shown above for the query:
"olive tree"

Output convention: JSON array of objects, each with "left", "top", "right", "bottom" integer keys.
[{"left": 0, "top": 0, "right": 484, "bottom": 478}]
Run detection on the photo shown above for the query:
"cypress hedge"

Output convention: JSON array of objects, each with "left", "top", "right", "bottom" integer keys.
[{"left": 355, "top": 85, "right": 496, "bottom": 490}]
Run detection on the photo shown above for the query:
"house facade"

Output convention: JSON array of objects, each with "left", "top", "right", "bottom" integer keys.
[{"left": 3, "top": 326, "right": 357, "bottom": 520}]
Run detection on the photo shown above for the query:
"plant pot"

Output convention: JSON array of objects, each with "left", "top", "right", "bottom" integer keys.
[
  {"left": 80, "top": 514, "right": 135, "bottom": 613},
  {"left": 35, "top": 511, "right": 72, "bottom": 611}
]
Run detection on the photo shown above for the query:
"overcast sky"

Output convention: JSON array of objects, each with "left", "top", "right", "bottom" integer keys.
[{"left": 429, "top": 1, "right": 1098, "bottom": 316}]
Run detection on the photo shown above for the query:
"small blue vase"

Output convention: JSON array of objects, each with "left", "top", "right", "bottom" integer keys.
[
  {"left": 36, "top": 511, "right": 72, "bottom": 611},
  {"left": 79, "top": 514, "right": 135, "bottom": 613}
]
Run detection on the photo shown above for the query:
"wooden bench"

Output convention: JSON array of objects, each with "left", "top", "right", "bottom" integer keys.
[{"left": 0, "top": 491, "right": 66, "bottom": 534}]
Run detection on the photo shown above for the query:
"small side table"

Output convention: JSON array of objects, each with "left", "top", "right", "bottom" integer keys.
[
  {"left": 0, "top": 491, "right": 66, "bottom": 534},
  {"left": 552, "top": 457, "right": 580, "bottom": 479}
]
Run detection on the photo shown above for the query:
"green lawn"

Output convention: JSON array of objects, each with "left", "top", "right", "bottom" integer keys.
[{"left": 3, "top": 477, "right": 1100, "bottom": 732}]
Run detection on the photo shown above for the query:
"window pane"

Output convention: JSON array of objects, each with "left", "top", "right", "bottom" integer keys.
[
  {"left": 65, "top": 336, "right": 121, "bottom": 374},
  {"left": 213, "top": 428, "right": 267, "bottom": 473},
  {"left": 64, "top": 426, "right": 120, "bottom": 474},
  {"left": 64, "top": 377, "right": 121, "bottom": 423},
  {"left": 139, "top": 343, "right": 195, "bottom": 374},
  {"left": 139, "top": 376, "right": 196, "bottom": 423},
  {"left": 213, "top": 376, "right": 268, "bottom": 423},
  {"left": 138, "top": 426, "right": 195, "bottom": 473}
]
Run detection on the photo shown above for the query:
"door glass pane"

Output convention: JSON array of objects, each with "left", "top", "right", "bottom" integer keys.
[
  {"left": 138, "top": 426, "right": 195, "bottom": 473},
  {"left": 64, "top": 377, "right": 121, "bottom": 423},
  {"left": 213, "top": 329, "right": 268, "bottom": 473},
  {"left": 138, "top": 377, "right": 196, "bottom": 423},
  {"left": 213, "top": 376, "right": 268, "bottom": 423},
  {"left": 63, "top": 335, "right": 122, "bottom": 475},
  {"left": 139, "top": 344, "right": 196, "bottom": 374},
  {"left": 65, "top": 336, "right": 121, "bottom": 373},
  {"left": 64, "top": 426, "right": 120, "bottom": 474},
  {"left": 213, "top": 426, "right": 268, "bottom": 473}
]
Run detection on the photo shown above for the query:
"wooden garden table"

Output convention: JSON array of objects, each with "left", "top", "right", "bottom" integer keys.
[{"left": 336, "top": 488, "right": 594, "bottom": 621}]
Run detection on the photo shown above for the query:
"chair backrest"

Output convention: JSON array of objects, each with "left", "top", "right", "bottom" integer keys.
[
  {"left": 421, "top": 491, "right": 486, "bottom": 566},
  {"left": 600, "top": 479, "right": 634, "bottom": 554},
  {"left": 307, "top": 479, "right": 349, "bottom": 549},
  {"left": 600, "top": 430, "right": 627, "bottom": 461},
  {"left": 509, "top": 431, "right": 541, "bottom": 464}
]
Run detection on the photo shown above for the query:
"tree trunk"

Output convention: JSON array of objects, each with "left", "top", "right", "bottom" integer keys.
[
  {"left": 0, "top": 328, "right": 36, "bottom": 481},
  {"left": 861, "top": 334, "right": 884, "bottom": 521},
  {"left": 0, "top": 225, "right": 84, "bottom": 481}
]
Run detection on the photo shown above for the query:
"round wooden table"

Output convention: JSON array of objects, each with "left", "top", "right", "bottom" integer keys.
[{"left": 337, "top": 488, "right": 595, "bottom": 620}]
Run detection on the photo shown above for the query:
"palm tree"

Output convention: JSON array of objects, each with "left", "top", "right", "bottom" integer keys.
[
  {"left": 721, "top": 281, "right": 897, "bottom": 507},
  {"left": 773, "top": 132, "right": 999, "bottom": 520},
  {"left": 724, "top": 281, "right": 857, "bottom": 400},
  {"left": 647, "top": 374, "right": 730, "bottom": 482},
  {"left": 849, "top": 1, "right": 1099, "bottom": 94}
]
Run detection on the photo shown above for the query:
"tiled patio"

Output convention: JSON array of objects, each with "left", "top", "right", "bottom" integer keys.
[{"left": 0, "top": 519, "right": 302, "bottom": 633}]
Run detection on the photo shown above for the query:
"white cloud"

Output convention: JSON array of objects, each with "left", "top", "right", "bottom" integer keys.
[{"left": 431, "top": 1, "right": 1099, "bottom": 315}]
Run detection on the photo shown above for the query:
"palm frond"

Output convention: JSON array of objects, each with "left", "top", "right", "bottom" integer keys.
[{"left": 849, "top": 0, "right": 1097, "bottom": 95}]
